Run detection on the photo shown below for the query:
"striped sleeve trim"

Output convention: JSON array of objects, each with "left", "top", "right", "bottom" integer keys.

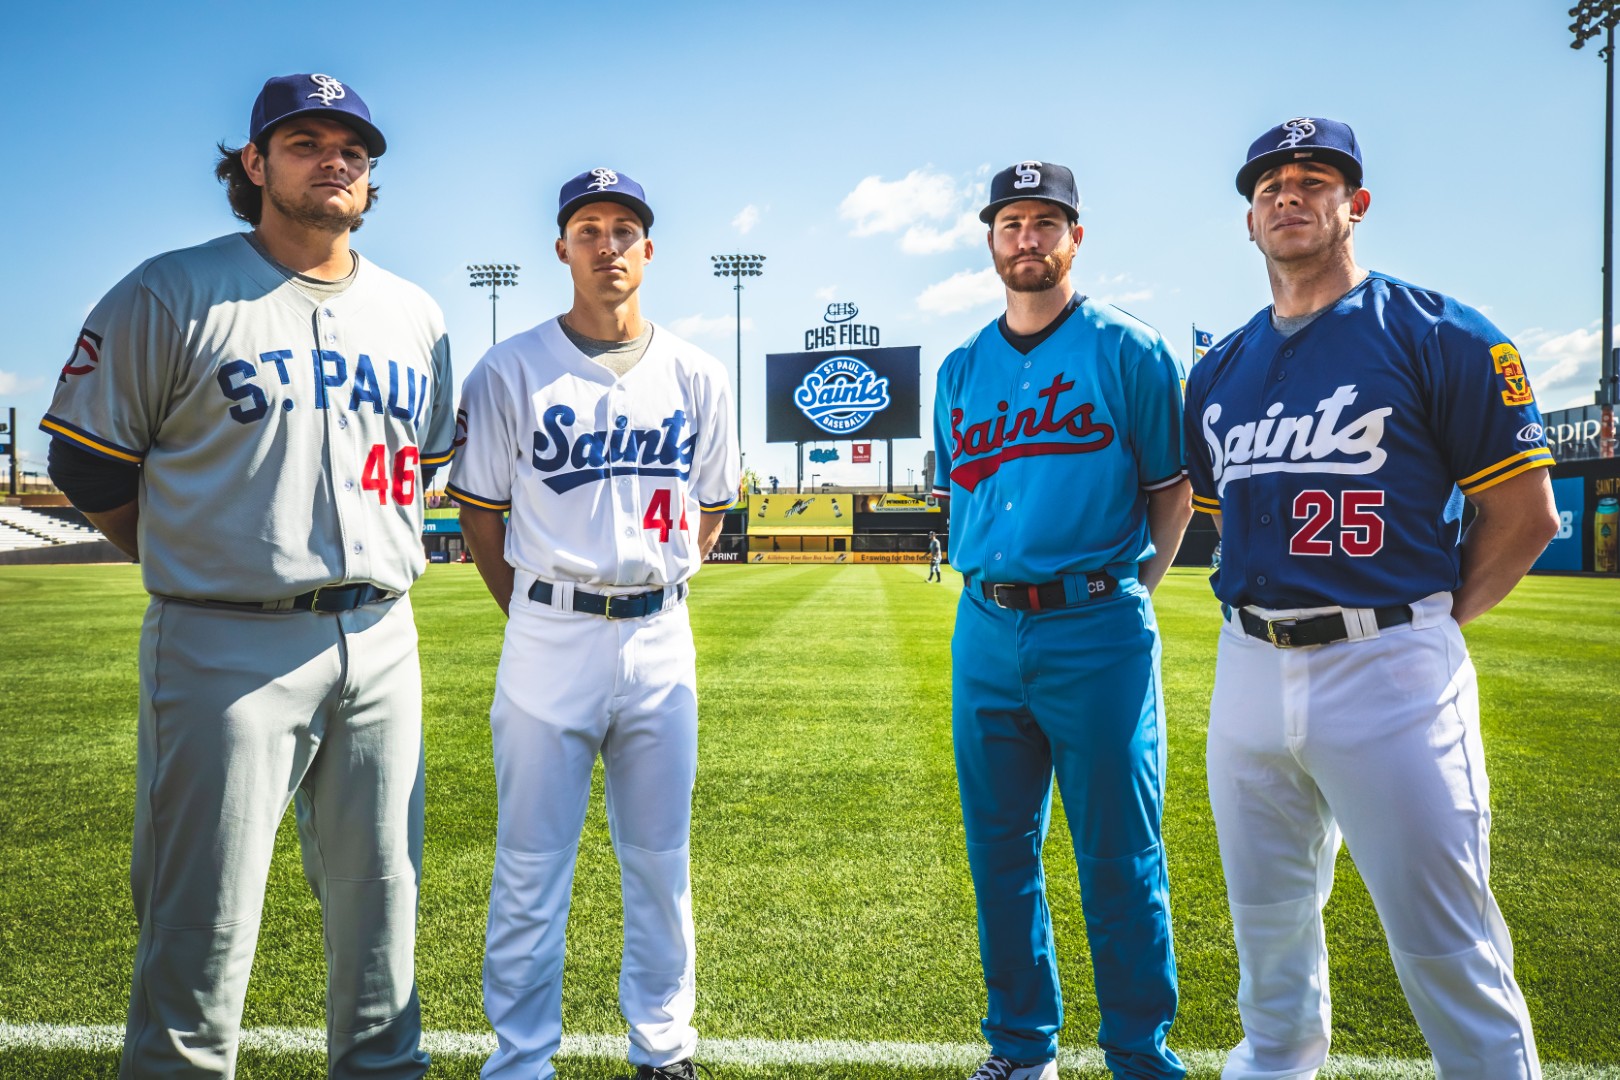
[
  {"left": 40, "top": 415, "right": 145, "bottom": 463},
  {"left": 1457, "top": 447, "right": 1555, "bottom": 496},
  {"left": 445, "top": 484, "right": 511, "bottom": 512},
  {"left": 930, "top": 486, "right": 951, "bottom": 498},
  {"left": 700, "top": 497, "right": 738, "bottom": 512},
  {"left": 419, "top": 446, "right": 455, "bottom": 467},
  {"left": 1142, "top": 469, "right": 1188, "bottom": 492},
  {"left": 1191, "top": 492, "right": 1221, "bottom": 515}
]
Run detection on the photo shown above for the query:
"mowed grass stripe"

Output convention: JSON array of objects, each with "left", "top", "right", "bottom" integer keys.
[
  {"left": 1, "top": 566, "right": 1617, "bottom": 1075},
  {"left": 4, "top": 1023, "right": 1620, "bottom": 1079}
]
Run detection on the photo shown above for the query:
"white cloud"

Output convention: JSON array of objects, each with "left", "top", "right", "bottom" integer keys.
[
  {"left": 814, "top": 285, "right": 838, "bottom": 302},
  {"left": 732, "top": 205, "right": 760, "bottom": 235},
  {"left": 1095, "top": 287, "right": 1154, "bottom": 307},
  {"left": 0, "top": 371, "right": 44, "bottom": 395},
  {"left": 667, "top": 314, "right": 754, "bottom": 341},
  {"left": 1514, "top": 321, "right": 1611, "bottom": 394},
  {"left": 917, "top": 268, "right": 1002, "bottom": 315},
  {"left": 839, "top": 168, "right": 987, "bottom": 254}
]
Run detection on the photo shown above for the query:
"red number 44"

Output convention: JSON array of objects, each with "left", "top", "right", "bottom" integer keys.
[
  {"left": 642, "top": 488, "right": 689, "bottom": 542},
  {"left": 361, "top": 444, "right": 420, "bottom": 505},
  {"left": 1290, "top": 489, "right": 1385, "bottom": 557}
]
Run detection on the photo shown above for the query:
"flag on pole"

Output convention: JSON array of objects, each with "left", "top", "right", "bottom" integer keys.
[{"left": 1193, "top": 325, "right": 1214, "bottom": 363}]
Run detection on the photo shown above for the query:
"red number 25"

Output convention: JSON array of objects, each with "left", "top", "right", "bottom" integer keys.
[{"left": 1290, "top": 489, "right": 1385, "bottom": 557}]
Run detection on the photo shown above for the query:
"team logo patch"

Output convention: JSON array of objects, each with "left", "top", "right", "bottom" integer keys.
[
  {"left": 1491, "top": 343, "right": 1535, "bottom": 406},
  {"left": 1013, "top": 161, "right": 1042, "bottom": 189},
  {"left": 306, "top": 74, "right": 346, "bottom": 106},
  {"left": 1278, "top": 118, "right": 1316, "bottom": 147},
  {"left": 587, "top": 168, "right": 619, "bottom": 192},
  {"left": 1516, "top": 422, "right": 1544, "bottom": 444},
  {"left": 60, "top": 328, "right": 102, "bottom": 380},
  {"left": 794, "top": 355, "right": 890, "bottom": 435},
  {"left": 453, "top": 407, "right": 469, "bottom": 449}
]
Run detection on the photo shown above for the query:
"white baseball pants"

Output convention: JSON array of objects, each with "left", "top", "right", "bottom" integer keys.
[
  {"left": 1206, "top": 593, "right": 1540, "bottom": 1080},
  {"left": 481, "top": 574, "right": 699, "bottom": 1080}
]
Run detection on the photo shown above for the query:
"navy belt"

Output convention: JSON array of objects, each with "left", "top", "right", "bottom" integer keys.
[
  {"left": 1233, "top": 604, "right": 1411, "bottom": 648},
  {"left": 528, "top": 580, "right": 686, "bottom": 619},
  {"left": 964, "top": 570, "right": 1118, "bottom": 611},
  {"left": 195, "top": 583, "right": 398, "bottom": 614}
]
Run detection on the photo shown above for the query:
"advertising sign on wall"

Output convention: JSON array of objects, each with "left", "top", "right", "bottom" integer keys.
[{"left": 764, "top": 346, "right": 922, "bottom": 443}]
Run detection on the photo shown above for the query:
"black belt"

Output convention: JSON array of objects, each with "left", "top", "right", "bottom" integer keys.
[
  {"left": 964, "top": 570, "right": 1117, "bottom": 611},
  {"left": 196, "top": 583, "right": 398, "bottom": 614},
  {"left": 1235, "top": 604, "right": 1411, "bottom": 648},
  {"left": 528, "top": 580, "right": 686, "bottom": 619}
]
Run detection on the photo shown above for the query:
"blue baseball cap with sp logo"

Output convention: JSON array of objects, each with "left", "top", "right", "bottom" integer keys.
[
  {"left": 249, "top": 73, "right": 386, "bottom": 157},
  {"left": 979, "top": 161, "right": 1080, "bottom": 224},
  {"left": 1236, "top": 117, "right": 1362, "bottom": 199},
  {"left": 558, "top": 168, "right": 654, "bottom": 232}
]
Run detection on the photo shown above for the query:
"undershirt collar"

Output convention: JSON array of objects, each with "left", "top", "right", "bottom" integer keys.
[{"left": 998, "top": 293, "right": 1086, "bottom": 356}]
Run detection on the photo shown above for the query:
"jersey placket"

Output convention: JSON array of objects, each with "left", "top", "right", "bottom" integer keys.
[
  {"left": 318, "top": 302, "right": 373, "bottom": 585},
  {"left": 605, "top": 381, "right": 646, "bottom": 583}
]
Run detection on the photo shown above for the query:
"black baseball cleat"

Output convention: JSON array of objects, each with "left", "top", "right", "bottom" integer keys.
[
  {"left": 621, "top": 1060, "right": 711, "bottom": 1080},
  {"left": 968, "top": 1056, "right": 1058, "bottom": 1080}
]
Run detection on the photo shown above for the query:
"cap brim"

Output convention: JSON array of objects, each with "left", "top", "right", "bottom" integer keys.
[
  {"left": 258, "top": 107, "right": 387, "bottom": 157},
  {"left": 1237, "top": 147, "right": 1360, "bottom": 198},
  {"left": 978, "top": 195, "right": 1080, "bottom": 225},
  {"left": 558, "top": 192, "right": 654, "bottom": 231}
]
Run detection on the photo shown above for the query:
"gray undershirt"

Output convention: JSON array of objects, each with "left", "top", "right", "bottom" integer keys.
[
  {"left": 244, "top": 231, "right": 358, "bottom": 300},
  {"left": 559, "top": 316, "right": 652, "bottom": 377},
  {"left": 1269, "top": 277, "right": 1365, "bottom": 338}
]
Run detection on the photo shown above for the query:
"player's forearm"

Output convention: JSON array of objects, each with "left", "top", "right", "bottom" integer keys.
[
  {"left": 1452, "top": 472, "right": 1558, "bottom": 627},
  {"left": 458, "top": 507, "right": 515, "bottom": 616},
  {"left": 1140, "top": 480, "right": 1193, "bottom": 594},
  {"left": 84, "top": 501, "right": 140, "bottom": 561},
  {"left": 697, "top": 511, "right": 726, "bottom": 559}
]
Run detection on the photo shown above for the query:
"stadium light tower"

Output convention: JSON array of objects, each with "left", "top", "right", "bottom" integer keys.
[
  {"left": 711, "top": 254, "right": 766, "bottom": 464},
  {"left": 1571, "top": 1, "right": 1620, "bottom": 454},
  {"left": 468, "top": 264, "right": 520, "bottom": 346}
]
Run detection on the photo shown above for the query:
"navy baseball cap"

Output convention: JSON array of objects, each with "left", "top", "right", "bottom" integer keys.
[
  {"left": 1236, "top": 117, "right": 1362, "bottom": 199},
  {"left": 557, "top": 168, "right": 654, "bottom": 232},
  {"left": 979, "top": 161, "right": 1080, "bottom": 224},
  {"left": 249, "top": 73, "right": 386, "bottom": 157}
]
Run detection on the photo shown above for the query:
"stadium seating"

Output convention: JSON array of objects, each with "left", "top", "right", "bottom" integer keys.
[{"left": 0, "top": 506, "right": 102, "bottom": 551}]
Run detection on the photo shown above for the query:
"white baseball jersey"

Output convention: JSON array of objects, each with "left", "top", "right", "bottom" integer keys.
[
  {"left": 42, "top": 233, "right": 456, "bottom": 600},
  {"left": 447, "top": 317, "right": 739, "bottom": 588}
]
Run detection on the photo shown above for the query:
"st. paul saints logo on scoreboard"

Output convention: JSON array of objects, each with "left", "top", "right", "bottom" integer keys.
[{"left": 794, "top": 355, "right": 891, "bottom": 435}]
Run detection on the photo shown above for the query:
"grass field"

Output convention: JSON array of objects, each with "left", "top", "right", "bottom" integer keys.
[{"left": 1, "top": 564, "right": 1617, "bottom": 1078}]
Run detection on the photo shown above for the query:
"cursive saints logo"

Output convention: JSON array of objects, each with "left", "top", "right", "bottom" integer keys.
[
  {"left": 1278, "top": 118, "right": 1316, "bottom": 148},
  {"left": 306, "top": 74, "right": 347, "bottom": 106},
  {"left": 1014, "top": 161, "right": 1042, "bottom": 189},
  {"left": 587, "top": 168, "right": 620, "bottom": 192},
  {"left": 794, "top": 356, "right": 890, "bottom": 435},
  {"left": 531, "top": 406, "right": 695, "bottom": 494},
  {"left": 948, "top": 373, "right": 1114, "bottom": 492},
  {"left": 1200, "top": 385, "right": 1391, "bottom": 497}
]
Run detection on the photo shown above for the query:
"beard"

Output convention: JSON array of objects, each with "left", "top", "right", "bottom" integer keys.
[
  {"left": 994, "top": 243, "right": 1074, "bottom": 293},
  {"left": 263, "top": 160, "right": 366, "bottom": 234}
]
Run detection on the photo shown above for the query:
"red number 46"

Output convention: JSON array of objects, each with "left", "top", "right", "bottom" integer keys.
[
  {"left": 1290, "top": 489, "right": 1385, "bottom": 557},
  {"left": 362, "top": 444, "right": 420, "bottom": 505}
]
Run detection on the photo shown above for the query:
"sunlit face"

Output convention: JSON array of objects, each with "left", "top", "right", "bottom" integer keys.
[
  {"left": 988, "top": 200, "right": 1083, "bottom": 293},
  {"left": 244, "top": 116, "right": 371, "bottom": 233},
  {"left": 555, "top": 202, "right": 653, "bottom": 301},
  {"left": 1246, "top": 161, "right": 1370, "bottom": 266}
]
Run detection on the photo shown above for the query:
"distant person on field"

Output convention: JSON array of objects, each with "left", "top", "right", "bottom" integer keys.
[
  {"left": 927, "top": 531, "right": 943, "bottom": 582},
  {"left": 931, "top": 160, "right": 1193, "bottom": 1080}
]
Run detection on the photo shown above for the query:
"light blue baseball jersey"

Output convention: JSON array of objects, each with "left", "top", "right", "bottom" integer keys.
[
  {"left": 931, "top": 297, "right": 1187, "bottom": 583},
  {"left": 1183, "top": 272, "right": 1554, "bottom": 610}
]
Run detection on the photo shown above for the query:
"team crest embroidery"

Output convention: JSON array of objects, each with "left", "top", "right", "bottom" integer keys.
[
  {"left": 1491, "top": 343, "right": 1534, "bottom": 406},
  {"left": 1013, "top": 162, "right": 1042, "bottom": 189},
  {"left": 794, "top": 356, "right": 890, "bottom": 435},
  {"left": 306, "top": 74, "right": 346, "bottom": 106},
  {"left": 453, "top": 408, "right": 469, "bottom": 449},
  {"left": 587, "top": 168, "right": 620, "bottom": 192},
  {"left": 1278, "top": 118, "right": 1316, "bottom": 147},
  {"left": 60, "top": 328, "right": 102, "bottom": 381}
]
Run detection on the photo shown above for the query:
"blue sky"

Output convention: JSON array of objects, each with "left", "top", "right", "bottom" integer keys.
[{"left": 3, "top": 0, "right": 1610, "bottom": 490}]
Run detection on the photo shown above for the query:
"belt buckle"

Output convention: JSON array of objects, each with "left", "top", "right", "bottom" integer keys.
[
  {"left": 306, "top": 585, "right": 325, "bottom": 612},
  {"left": 991, "top": 584, "right": 1015, "bottom": 609},
  {"left": 1265, "top": 619, "right": 1296, "bottom": 648},
  {"left": 602, "top": 594, "right": 627, "bottom": 620}
]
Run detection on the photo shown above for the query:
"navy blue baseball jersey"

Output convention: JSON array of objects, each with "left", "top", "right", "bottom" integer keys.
[
  {"left": 931, "top": 298, "right": 1186, "bottom": 583},
  {"left": 1184, "top": 272, "right": 1553, "bottom": 610}
]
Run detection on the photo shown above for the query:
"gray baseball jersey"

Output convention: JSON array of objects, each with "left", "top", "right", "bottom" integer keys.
[
  {"left": 43, "top": 233, "right": 455, "bottom": 601},
  {"left": 447, "top": 317, "right": 739, "bottom": 588}
]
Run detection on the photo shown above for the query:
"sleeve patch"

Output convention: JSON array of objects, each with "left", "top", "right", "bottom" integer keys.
[{"left": 1491, "top": 343, "right": 1535, "bottom": 407}]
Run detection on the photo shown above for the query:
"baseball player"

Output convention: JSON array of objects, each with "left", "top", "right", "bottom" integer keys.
[
  {"left": 927, "top": 530, "right": 943, "bottom": 581},
  {"left": 41, "top": 74, "right": 454, "bottom": 1078},
  {"left": 447, "top": 168, "right": 739, "bottom": 1080},
  {"left": 932, "top": 161, "right": 1193, "bottom": 1080},
  {"left": 1185, "top": 117, "right": 1557, "bottom": 1079}
]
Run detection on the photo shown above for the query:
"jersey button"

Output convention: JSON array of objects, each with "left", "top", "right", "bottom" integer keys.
[
  {"left": 1259, "top": 513, "right": 1271, "bottom": 525},
  {"left": 323, "top": 308, "right": 336, "bottom": 318},
  {"left": 1283, "top": 348, "right": 1295, "bottom": 358},
  {"left": 344, "top": 480, "right": 355, "bottom": 492},
  {"left": 1004, "top": 501, "right": 1013, "bottom": 511},
  {"left": 615, "top": 416, "right": 628, "bottom": 429},
  {"left": 1023, "top": 361, "right": 1032, "bottom": 369},
  {"left": 338, "top": 416, "right": 349, "bottom": 429},
  {"left": 1256, "top": 574, "right": 1268, "bottom": 586},
  {"left": 352, "top": 542, "right": 363, "bottom": 553},
  {"left": 623, "top": 527, "right": 634, "bottom": 537},
  {"left": 1021, "top": 382, "right": 1030, "bottom": 390},
  {"left": 1275, "top": 371, "right": 1287, "bottom": 382},
  {"left": 994, "top": 552, "right": 1003, "bottom": 561}
]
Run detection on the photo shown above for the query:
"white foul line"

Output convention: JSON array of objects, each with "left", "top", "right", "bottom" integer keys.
[{"left": 1, "top": 1023, "right": 1616, "bottom": 1078}]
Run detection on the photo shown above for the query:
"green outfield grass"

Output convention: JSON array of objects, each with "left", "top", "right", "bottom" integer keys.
[{"left": 1, "top": 564, "right": 1617, "bottom": 1078}]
